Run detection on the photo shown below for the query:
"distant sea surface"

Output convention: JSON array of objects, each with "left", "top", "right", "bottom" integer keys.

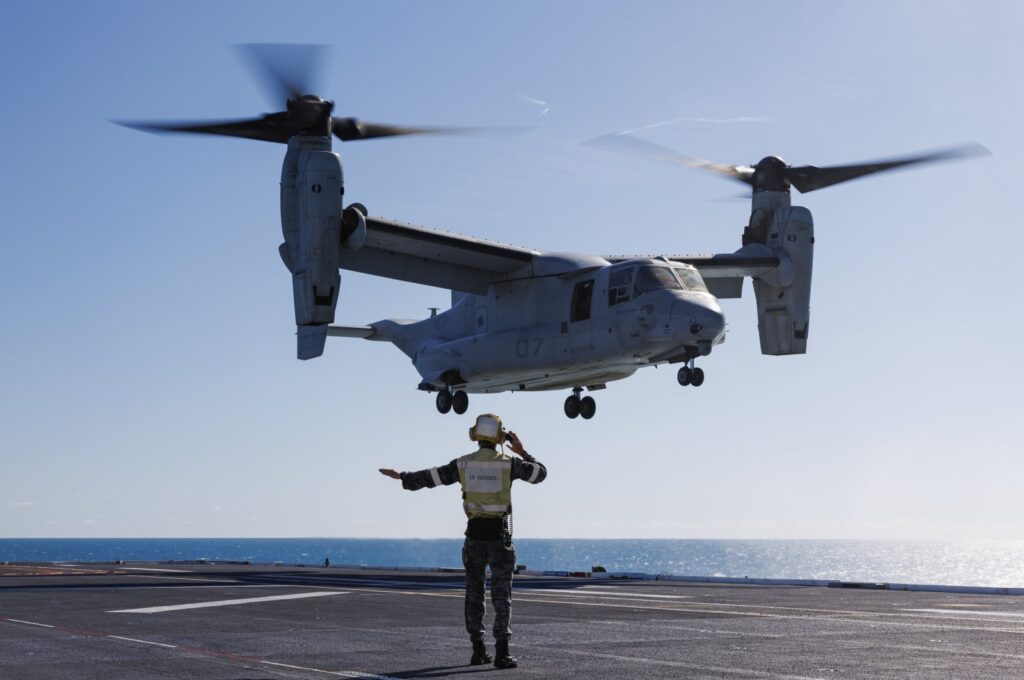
[{"left": 3, "top": 539, "right": 1023, "bottom": 587}]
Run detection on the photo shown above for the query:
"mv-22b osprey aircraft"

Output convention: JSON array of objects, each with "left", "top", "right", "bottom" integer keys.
[{"left": 125, "top": 45, "right": 986, "bottom": 421}]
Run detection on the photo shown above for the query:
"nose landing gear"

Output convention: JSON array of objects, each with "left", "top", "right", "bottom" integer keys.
[
  {"left": 677, "top": 360, "right": 705, "bottom": 387},
  {"left": 564, "top": 387, "right": 597, "bottom": 420},
  {"left": 435, "top": 388, "right": 469, "bottom": 414}
]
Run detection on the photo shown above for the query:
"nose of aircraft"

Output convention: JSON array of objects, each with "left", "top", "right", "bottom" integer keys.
[{"left": 671, "top": 296, "right": 725, "bottom": 342}]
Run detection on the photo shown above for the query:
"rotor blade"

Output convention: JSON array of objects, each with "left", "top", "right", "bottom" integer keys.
[
  {"left": 332, "top": 117, "right": 481, "bottom": 142},
  {"left": 235, "top": 43, "right": 327, "bottom": 105},
  {"left": 786, "top": 142, "right": 991, "bottom": 193},
  {"left": 117, "top": 112, "right": 295, "bottom": 144},
  {"left": 584, "top": 132, "right": 754, "bottom": 186}
]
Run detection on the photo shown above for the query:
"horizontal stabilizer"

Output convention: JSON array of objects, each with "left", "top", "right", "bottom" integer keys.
[{"left": 327, "top": 325, "right": 377, "bottom": 339}]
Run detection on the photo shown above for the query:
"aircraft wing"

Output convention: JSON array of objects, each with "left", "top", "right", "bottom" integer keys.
[
  {"left": 338, "top": 216, "right": 537, "bottom": 294},
  {"left": 668, "top": 253, "right": 779, "bottom": 278},
  {"left": 604, "top": 249, "right": 780, "bottom": 299},
  {"left": 672, "top": 253, "right": 779, "bottom": 298}
]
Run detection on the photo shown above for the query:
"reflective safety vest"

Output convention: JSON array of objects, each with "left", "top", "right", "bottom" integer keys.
[{"left": 456, "top": 447, "right": 513, "bottom": 519}]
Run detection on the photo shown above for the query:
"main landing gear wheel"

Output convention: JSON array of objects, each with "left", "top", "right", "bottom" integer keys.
[
  {"left": 677, "top": 364, "right": 705, "bottom": 388},
  {"left": 436, "top": 390, "right": 453, "bottom": 414},
  {"left": 564, "top": 395, "right": 581, "bottom": 419},
  {"left": 452, "top": 390, "right": 469, "bottom": 415},
  {"left": 579, "top": 396, "right": 597, "bottom": 420}
]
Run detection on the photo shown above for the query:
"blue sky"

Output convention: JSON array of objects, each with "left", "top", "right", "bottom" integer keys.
[{"left": 1, "top": 1, "right": 1021, "bottom": 540}]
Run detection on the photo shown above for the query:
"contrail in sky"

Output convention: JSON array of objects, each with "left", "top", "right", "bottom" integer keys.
[
  {"left": 518, "top": 94, "right": 550, "bottom": 117},
  {"left": 620, "top": 115, "right": 769, "bottom": 135}
]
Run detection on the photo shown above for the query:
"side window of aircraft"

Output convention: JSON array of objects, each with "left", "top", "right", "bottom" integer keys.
[
  {"left": 634, "top": 266, "right": 681, "bottom": 296},
  {"left": 570, "top": 279, "right": 595, "bottom": 322},
  {"left": 607, "top": 268, "right": 634, "bottom": 306},
  {"left": 673, "top": 266, "right": 709, "bottom": 293}
]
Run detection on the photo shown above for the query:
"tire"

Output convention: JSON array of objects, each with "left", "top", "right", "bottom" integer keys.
[
  {"left": 564, "top": 395, "right": 581, "bottom": 419},
  {"left": 452, "top": 390, "right": 469, "bottom": 415},
  {"left": 677, "top": 367, "right": 692, "bottom": 386},
  {"left": 579, "top": 396, "right": 597, "bottom": 420},
  {"left": 690, "top": 367, "right": 705, "bottom": 387},
  {"left": 436, "top": 391, "right": 453, "bottom": 414}
]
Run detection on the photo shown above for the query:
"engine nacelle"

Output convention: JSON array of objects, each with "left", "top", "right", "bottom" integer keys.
[
  {"left": 341, "top": 203, "right": 367, "bottom": 250},
  {"left": 279, "top": 136, "right": 344, "bottom": 354},
  {"left": 752, "top": 206, "right": 814, "bottom": 355}
]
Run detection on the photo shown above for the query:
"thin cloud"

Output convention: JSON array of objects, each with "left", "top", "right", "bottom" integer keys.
[
  {"left": 10, "top": 501, "right": 34, "bottom": 507},
  {"left": 518, "top": 94, "right": 550, "bottom": 117},
  {"left": 621, "top": 115, "right": 769, "bottom": 135}
]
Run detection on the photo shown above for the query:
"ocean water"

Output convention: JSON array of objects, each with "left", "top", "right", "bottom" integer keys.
[{"left": 3, "top": 538, "right": 1024, "bottom": 587}]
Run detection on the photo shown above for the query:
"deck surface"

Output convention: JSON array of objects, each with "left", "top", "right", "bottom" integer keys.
[{"left": 2, "top": 562, "right": 1023, "bottom": 678}]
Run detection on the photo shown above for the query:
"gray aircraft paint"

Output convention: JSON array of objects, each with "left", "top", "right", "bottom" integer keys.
[{"left": 120, "top": 45, "right": 984, "bottom": 417}]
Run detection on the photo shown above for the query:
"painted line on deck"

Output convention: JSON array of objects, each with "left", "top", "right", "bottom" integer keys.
[
  {"left": 528, "top": 588, "right": 692, "bottom": 600},
  {"left": 258, "top": 575, "right": 465, "bottom": 589},
  {"left": 122, "top": 574, "right": 239, "bottom": 583},
  {"left": 1, "top": 615, "right": 399, "bottom": 679},
  {"left": 350, "top": 586, "right": 1024, "bottom": 635},
  {"left": 108, "top": 590, "right": 345, "bottom": 613},
  {"left": 902, "top": 608, "right": 1024, "bottom": 618},
  {"left": 4, "top": 618, "right": 55, "bottom": 628},
  {"left": 107, "top": 635, "right": 178, "bottom": 649},
  {"left": 560, "top": 647, "right": 824, "bottom": 680},
  {"left": 259, "top": 660, "right": 399, "bottom": 678}
]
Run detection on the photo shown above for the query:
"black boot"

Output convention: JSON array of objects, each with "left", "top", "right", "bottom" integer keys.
[
  {"left": 493, "top": 639, "right": 518, "bottom": 669},
  {"left": 470, "top": 639, "right": 492, "bottom": 666}
]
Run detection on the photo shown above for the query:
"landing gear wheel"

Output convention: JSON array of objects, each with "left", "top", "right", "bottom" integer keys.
[
  {"left": 564, "top": 395, "right": 581, "bottom": 419},
  {"left": 690, "top": 367, "right": 705, "bottom": 387},
  {"left": 452, "top": 390, "right": 469, "bottom": 415},
  {"left": 579, "top": 396, "right": 597, "bottom": 420},
  {"left": 436, "top": 390, "right": 453, "bottom": 414},
  {"left": 677, "top": 367, "right": 692, "bottom": 386}
]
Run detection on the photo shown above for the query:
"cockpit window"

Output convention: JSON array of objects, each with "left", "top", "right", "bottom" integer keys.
[
  {"left": 673, "top": 266, "right": 709, "bottom": 293},
  {"left": 633, "top": 266, "right": 681, "bottom": 295},
  {"left": 607, "top": 267, "right": 634, "bottom": 306}
]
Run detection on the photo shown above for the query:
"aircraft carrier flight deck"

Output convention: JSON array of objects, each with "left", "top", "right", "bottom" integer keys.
[{"left": 2, "top": 562, "right": 1023, "bottom": 679}]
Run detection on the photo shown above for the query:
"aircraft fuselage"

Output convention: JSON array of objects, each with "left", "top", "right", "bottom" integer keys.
[{"left": 373, "top": 258, "right": 725, "bottom": 394}]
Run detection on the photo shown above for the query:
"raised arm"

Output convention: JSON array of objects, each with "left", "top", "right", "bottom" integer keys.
[
  {"left": 379, "top": 460, "right": 460, "bottom": 491},
  {"left": 506, "top": 432, "right": 546, "bottom": 484}
]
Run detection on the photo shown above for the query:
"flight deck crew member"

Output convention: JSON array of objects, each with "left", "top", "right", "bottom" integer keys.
[{"left": 379, "top": 413, "right": 546, "bottom": 669}]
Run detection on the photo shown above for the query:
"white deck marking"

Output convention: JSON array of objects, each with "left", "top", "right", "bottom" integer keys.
[
  {"left": 357, "top": 587, "right": 1024, "bottom": 635},
  {"left": 5, "top": 619, "right": 55, "bottom": 628},
  {"left": 3, "top": 617, "right": 398, "bottom": 679},
  {"left": 124, "top": 574, "right": 238, "bottom": 583},
  {"left": 562, "top": 648, "right": 824, "bottom": 680},
  {"left": 902, "top": 608, "right": 1024, "bottom": 618},
  {"left": 260, "top": 661, "right": 399, "bottom": 679},
  {"left": 108, "top": 635, "right": 178, "bottom": 649},
  {"left": 108, "top": 590, "right": 345, "bottom": 613},
  {"left": 121, "top": 567, "right": 193, "bottom": 573},
  {"left": 531, "top": 589, "right": 692, "bottom": 600}
]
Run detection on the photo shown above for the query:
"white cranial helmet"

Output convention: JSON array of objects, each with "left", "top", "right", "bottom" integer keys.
[{"left": 469, "top": 413, "right": 503, "bottom": 444}]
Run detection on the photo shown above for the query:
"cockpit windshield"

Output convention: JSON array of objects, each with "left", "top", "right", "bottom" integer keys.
[
  {"left": 633, "top": 266, "right": 681, "bottom": 295},
  {"left": 673, "top": 266, "right": 709, "bottom": 293}
]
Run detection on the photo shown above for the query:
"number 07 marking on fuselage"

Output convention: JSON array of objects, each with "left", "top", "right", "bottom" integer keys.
[{"left": 514, "top": 338, "right": 544, "bottom": 358}]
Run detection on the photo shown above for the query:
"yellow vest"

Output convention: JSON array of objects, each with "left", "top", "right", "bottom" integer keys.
[{"left": 457, "top": 446, "right": 513, "bottom": 519}]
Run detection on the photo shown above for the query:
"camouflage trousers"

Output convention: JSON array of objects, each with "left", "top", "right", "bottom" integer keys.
[{"left": 462, "top": 538, "right": 516, "bottom": 641}]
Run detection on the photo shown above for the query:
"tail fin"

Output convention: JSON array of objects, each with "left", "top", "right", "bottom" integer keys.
[{"left": 297, "top": 325, "right": 329, "bottom": 360}]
